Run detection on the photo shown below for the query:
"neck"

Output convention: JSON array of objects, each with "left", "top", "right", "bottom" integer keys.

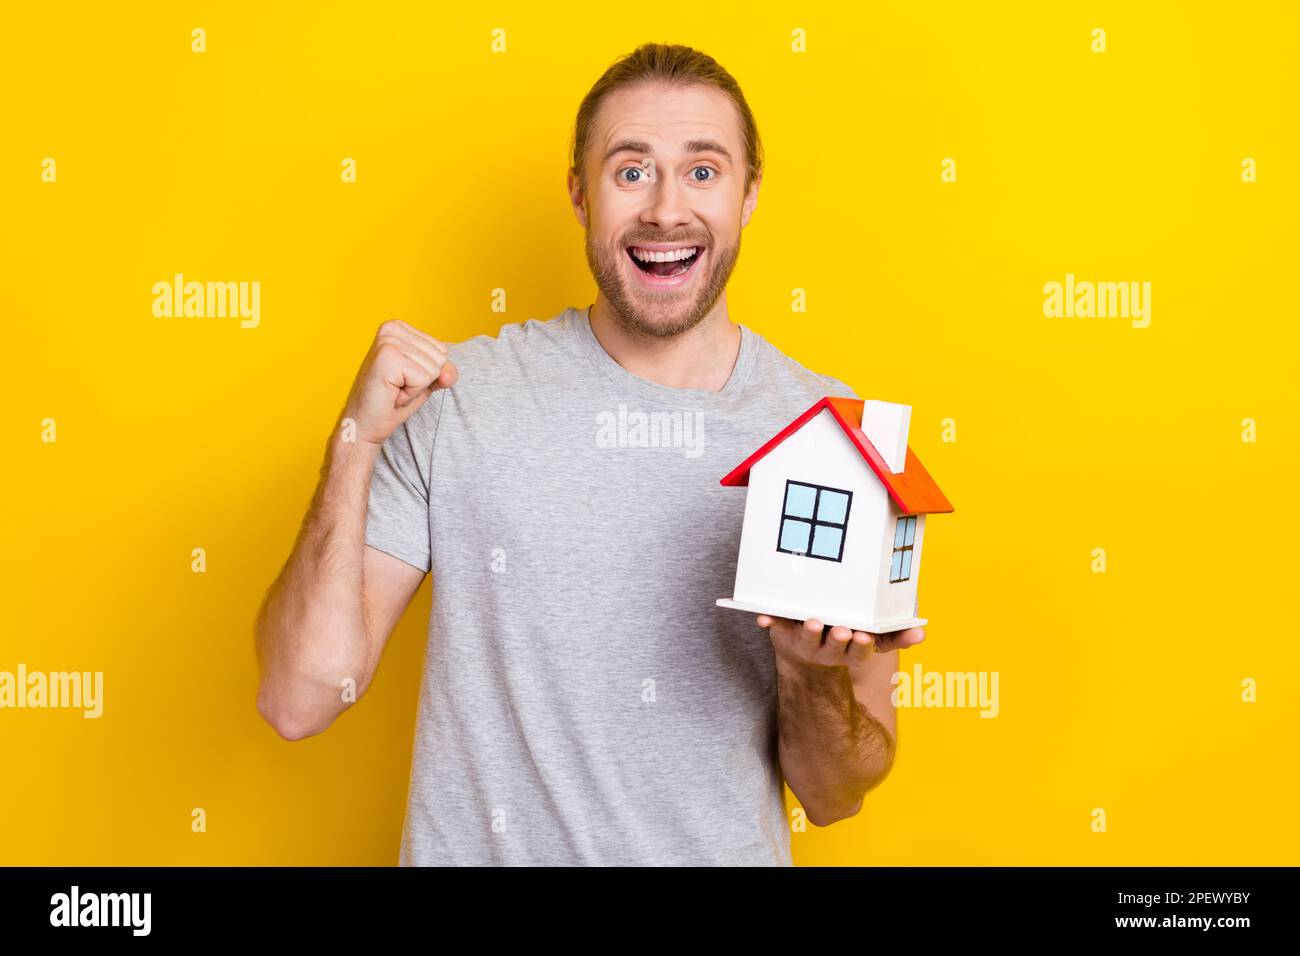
[{"left": 587, "top": 293, "right": 742, "bottom": 392}]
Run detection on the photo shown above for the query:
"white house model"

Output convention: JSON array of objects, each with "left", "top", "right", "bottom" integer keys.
[{"left": 716, "top": 396, "right": 954, "bottom": 633}]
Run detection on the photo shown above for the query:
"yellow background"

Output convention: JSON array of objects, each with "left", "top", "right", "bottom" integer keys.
[{"left": 2, "top": 2, "right": 1296, "bottom": 865}]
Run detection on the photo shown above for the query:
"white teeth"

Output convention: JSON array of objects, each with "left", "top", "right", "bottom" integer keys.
[{"left": 630, "top": 246, "right": 699, "bottom": 263}]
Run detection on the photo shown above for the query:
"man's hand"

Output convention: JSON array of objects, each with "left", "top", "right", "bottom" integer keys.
[
  {"left": 756, "top": 614, "right": 925, "bottom": 669},
  {"left": 763, "top": 614, "right": 922, "bottom": 825},
  {"left": 342, "top": 319, "right": 458, "bottom": 447}
]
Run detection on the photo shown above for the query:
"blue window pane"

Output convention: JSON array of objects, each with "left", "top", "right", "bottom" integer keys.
[
  {"left": 890, "top": 550, "right": 903, "bottom": 580},
  {"left": 894, "top": 517, "right": 906, "bottom": 548},
  {"left": 810, "top": 524, "right": 844, "bottom": 559},
  {"left": 818, "top": 490, "right": 849, "bottom": 524},
  {"left": 784, "top": 483, "right": 816, "bottom": 519},
  {"left": 904, "top": 515, "right": 916, "bottom": 546},
  {"left": 779, "top": 518, "right": 811, "bottom": 553},
  {"left": 900, "top": 549, "right": 913, "bottom": 580}
]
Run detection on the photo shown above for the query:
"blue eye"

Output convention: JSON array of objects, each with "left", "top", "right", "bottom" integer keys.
[
  {"left": 621, "top": 166, "right": 644, "bottom": 183},
  {"left": 692, "top": 166, "right": 715, "bottom": 182}
]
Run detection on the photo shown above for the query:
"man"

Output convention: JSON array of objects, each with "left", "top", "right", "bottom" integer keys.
[{"left": 254, "top": 42, "right": 925, "bottom": 866}]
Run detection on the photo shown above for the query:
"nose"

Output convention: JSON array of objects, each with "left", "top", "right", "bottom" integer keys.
[{"left": 640, "top": 172, "right": 693, "bottom": 233}]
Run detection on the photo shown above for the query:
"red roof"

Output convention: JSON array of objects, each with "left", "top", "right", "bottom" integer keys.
[{"left": 720, "top": 396, "right": 954, "bottom": 515}]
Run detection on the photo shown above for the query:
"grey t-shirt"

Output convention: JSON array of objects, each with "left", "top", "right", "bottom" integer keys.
[{"left": 364, "top": 304, "right": 857, "bottom": 865}]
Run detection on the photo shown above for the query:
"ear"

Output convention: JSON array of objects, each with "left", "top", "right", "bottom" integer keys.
[
  {"left": 739, "top": 169, "right": 762, "bottom": 229},
  {"left": 567, "top": 167, "right": 589, "bottom": 229}
]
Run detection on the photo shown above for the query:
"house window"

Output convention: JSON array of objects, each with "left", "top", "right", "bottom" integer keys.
[
  {"left": 776, "top": 480, "right": 853, "bottom": 562},
  {"left": 890, "top": 515, "right": 918, "bottom": 582}
]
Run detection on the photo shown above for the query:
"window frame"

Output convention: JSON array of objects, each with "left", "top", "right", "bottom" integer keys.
[
  {"left": 889, "top": 514, "right": 918, "bottom": 583},
  {"left": 775, "top": 479, "right": 854, "bottom": 563}
]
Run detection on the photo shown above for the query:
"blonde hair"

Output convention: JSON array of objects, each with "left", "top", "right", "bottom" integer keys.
[{"left": 570, "top": 43, "right": 763, "bottom": 195}]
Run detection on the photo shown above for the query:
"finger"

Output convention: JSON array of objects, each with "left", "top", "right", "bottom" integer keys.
[
  {"left": 823, "top": 624, "right": 854, "bottom": 657},
  {"left": 386, "top": 340, "right": 457, "bottom": 399},
  {"left": 380, "top": 347, "right": 435, "bottom": 395},
  {"left": 394, "top": 385, "right": 436, "bottom": 415},
  {"left": 380, "top": 319, "right": 448, "bottom": 356},
  {"left": 378, "top": 347, "right": 445, "bottom": 410},
  {"left": 803, "top": 618, "right": 824, "bottom": 639},
  {"left": 875, "top": 627, "right": 926, "bottom": 652},
  {"left": 399, "top": 328, "right": 450, "bottom": 365},
  {"left": 434, "top": 359, "right": 458, "bottom": 389},
  {"left": 844, "top": 630, "right": 876, "bottom": 664},
  {"left": 755, "top": 613, "right": 792, "bottom": 637},
  {"left": 757, "top": 613, "right": 799, "bottom": 633},
  {"left": 403, "top": 323, "right": 449, "bottom": 355},
  {"left": 374, "top": 321, "right": 448, "bottom": 381},
  {"left": 375, "top": 339, "right": 438, "bottom": 392},
  {"left": 787, "top": 617, "right": 824, "bottom": 655},
  {"left": 395, "top": 383, "right": 430, "bottom": 408},
  {"left": 386, "top": 334, "right": 449, "bottom": 383},
  {"left": 400, "top": 359, "right": 457, "bottom": 405}
]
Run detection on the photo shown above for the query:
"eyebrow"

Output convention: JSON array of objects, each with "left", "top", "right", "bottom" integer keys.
[{"left": 602, "top": 138, "right": 734, "bottom": 163}]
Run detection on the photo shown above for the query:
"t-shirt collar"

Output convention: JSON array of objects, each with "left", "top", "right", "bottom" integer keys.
[{"left": 573, "top": 303, "right": 757, "bottom": 401}]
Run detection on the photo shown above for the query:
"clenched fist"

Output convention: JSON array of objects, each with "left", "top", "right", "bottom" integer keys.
[{"left": 341, "top": 319, "right": 458, "bottom": 447}]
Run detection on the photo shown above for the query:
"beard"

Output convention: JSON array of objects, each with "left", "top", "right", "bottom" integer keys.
[{"left": 584, "top": 227, "right": 741, "bottom": 339}]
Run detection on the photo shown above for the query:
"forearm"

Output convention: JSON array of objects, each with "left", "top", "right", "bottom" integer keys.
[
  {"left": 254, "top": 425, "right": 379, "bottom": 739},
  {"left": 775, "top": 657, "right": 896, "bottom": 826}
]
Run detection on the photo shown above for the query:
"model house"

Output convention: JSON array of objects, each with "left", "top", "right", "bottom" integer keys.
[{"left": 716, "top": 396, "right": 954, "bottom": 633}]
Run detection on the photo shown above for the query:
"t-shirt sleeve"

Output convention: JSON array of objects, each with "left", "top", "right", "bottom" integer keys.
[{"left": 364, "top": 389, "right": 446, "bottom": 573}]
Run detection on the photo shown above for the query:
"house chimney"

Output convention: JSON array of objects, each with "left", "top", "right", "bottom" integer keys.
[{"left": 860, "top": 400, "right": 911, "bottom": 473}]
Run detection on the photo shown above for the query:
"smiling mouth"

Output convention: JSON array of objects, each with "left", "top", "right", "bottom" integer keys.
[{"left": 625, "top": 245, "right": 702, "bottom": 278}]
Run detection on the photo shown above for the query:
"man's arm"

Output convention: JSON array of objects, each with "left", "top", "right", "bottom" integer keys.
[
  {"left": 254, "top": 320, "right": 456, "bottom": 741},
  {"left": 253, "top": 436, "right": 424, "bottom": 740},
  {"left": 761, "top": 615, "right": 924, "bottom": 827}
]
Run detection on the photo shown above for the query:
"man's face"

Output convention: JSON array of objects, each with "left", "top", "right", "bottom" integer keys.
[{"left": 570, "top": 81, "right": 760, "bottom": 338}]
